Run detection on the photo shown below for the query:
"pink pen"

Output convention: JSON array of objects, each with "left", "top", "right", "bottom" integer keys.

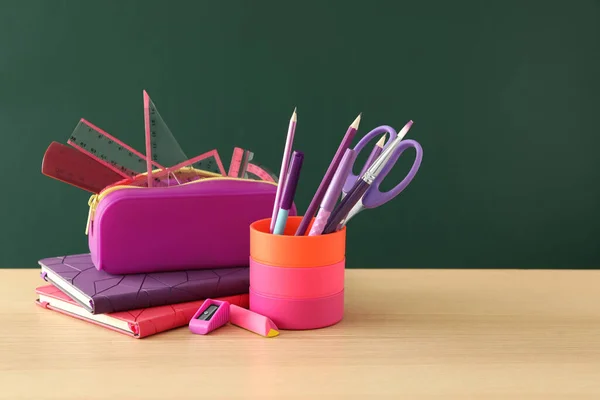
[
  {"left": 357, "top": 134, "right": 386, "bottom": 182},
  {"left": 309, "top": 148, "right": 357, "bottom": 236}
]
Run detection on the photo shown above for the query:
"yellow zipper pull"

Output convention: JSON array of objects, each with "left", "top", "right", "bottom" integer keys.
[{"left": 85, "top": 194, "right": 99, "bottom": 235}]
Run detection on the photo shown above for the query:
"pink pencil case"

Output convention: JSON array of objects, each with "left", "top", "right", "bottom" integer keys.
[{"left": 86, "top": 177, "right": 296, "bottom": 274}]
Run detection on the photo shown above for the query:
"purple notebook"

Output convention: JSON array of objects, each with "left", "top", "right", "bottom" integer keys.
[{"left": 38, "top": 254, "right": 249, "bottom": 314}]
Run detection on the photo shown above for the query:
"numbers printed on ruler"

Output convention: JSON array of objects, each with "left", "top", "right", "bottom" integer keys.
[
  {"left": 228, "top": 147, "right": 278, "bottom": 182},
  {"left": 228, "top": 147, "right": 254, "bottom": 178},
  {"left": 247, "top": 163, "right": 278, "bottom": 183},
  {"left": 147, "top": 95, "right": 188, "bottom": 167},
  {"left": 143, "top": 91, "right": 226, "bottom": 177},
  {"left": 55, "top": 91, "right": 245, "bottom": 193},
  {"left": 68, "top": 119, "right": 148, "bottom": 178},
  {"left": 41, "top": 141, "right": 126, "bottom": 193}
]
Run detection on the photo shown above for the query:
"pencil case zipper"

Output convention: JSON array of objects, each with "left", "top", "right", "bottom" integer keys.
[{"left": 85, "top": 170, "right": 277, "bottom": 235}]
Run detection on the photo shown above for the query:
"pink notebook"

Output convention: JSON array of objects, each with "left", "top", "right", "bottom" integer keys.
[{"left": 35, "top": 285, "right": 249, "bottom": 338}]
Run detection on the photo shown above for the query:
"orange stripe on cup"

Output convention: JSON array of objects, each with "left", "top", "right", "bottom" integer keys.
[
  {"left": 250, "top": 257, "right": 345, "bottom": 299},
  {"left": 249, "top": 216, "right": 346, "bottom": 267}
]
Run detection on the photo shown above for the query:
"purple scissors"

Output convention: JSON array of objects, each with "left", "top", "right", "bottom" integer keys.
[{"left": 333, "top": 122, "right": 423, "bottom": 229}]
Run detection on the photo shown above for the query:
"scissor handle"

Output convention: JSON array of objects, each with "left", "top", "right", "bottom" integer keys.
[
  {"left": 362, "top": 139, "right": 423, "bottom": 208},
  {"left": 342, "top": 125, "right": 398, "bottom": 194}
]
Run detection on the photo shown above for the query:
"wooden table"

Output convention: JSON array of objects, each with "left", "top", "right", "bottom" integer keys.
[{"left": 1, "top": 269, "right": 599, "bottom": 399}]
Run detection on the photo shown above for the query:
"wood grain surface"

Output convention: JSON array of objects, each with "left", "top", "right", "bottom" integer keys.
[{"left": 1, "top": 268, "right": 599, "bottom": 399}]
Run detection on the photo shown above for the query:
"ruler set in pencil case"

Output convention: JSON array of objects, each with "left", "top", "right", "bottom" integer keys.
[{"left": 42, "top": 90, "right": 295, "bottom": 275}]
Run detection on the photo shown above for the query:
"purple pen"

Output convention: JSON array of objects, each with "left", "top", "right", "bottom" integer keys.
[
  {"left": 295, "top": 114, "right": 361, "bottom": 235},
  {"left": 308, "top": 149, "right": 357, "bottom": 236},
  {"left": 273, "top": 151, "right": 304, "bottom": 235},
  {"left": 357, "top": 134, "right": 386, "bottom": 182}
]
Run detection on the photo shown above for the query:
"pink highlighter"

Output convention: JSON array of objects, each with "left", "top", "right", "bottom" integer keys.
[
  {"left": 189, "top": 299, "right": 230, "bottom": 335},
  {"left": 230, "top": 304, "right": 279, "bottom": 337}
]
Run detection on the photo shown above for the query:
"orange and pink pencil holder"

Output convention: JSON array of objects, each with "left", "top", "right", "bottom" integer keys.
[{"left": 249, "top": 216, "right": 345, "bottom": 330}]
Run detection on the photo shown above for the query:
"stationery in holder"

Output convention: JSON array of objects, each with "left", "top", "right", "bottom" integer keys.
[
  {"left": 39, "top": 253, "right": 250, "bottom": 314},
  {"left": 248, "top": 216, "right": 346, "bottom": 330},
  {"left": 35, "top": 285, "right": 249, "bottom": 339}
]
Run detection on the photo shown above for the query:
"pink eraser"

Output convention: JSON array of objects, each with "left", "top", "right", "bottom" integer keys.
[
  {"left": 229, "top": 304, "right": 279, "bottom": 337},
  {"left": 189, "top": 299, "right": 230, "bottom": 335}
]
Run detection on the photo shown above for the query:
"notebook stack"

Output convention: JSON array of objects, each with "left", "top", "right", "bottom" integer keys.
[{"left": 35, "top": 254, "right": 250, "bottom": 338}]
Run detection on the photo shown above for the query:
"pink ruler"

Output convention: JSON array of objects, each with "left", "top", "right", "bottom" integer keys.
[{"left": 228, "top": 147, "right": 278, "bottom": 183}]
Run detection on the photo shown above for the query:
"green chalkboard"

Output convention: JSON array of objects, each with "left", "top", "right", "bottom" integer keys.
[{"left": 1, "top": 1, "right": 598, "bottom": 269}]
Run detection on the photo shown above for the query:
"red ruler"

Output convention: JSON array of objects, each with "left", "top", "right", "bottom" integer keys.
[{"left": 41, "top": 142, "right": 125, "bottom": 193}]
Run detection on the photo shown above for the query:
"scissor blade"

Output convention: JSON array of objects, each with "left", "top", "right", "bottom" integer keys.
[{"left": 338, "top": 199, "right": 365, "bottom": 228}]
